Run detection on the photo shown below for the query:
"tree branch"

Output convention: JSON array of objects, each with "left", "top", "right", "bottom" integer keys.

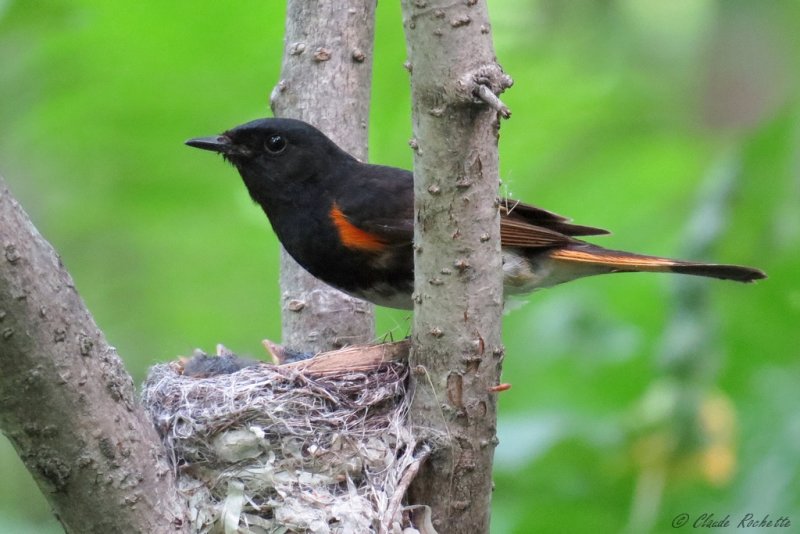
[
  {"left": 401, "top": 1, "right": 511, "bottom": 532},
  {"left": 0, "top": 178, "right": 187, "bottom": 533},
  {"left": 270, "top": 0, "right": 377, "bottom": 353}
]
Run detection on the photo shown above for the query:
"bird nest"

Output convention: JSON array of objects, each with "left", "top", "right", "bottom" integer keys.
[{"left": 141, "top": 341, "right": 433, "bottom": 534}]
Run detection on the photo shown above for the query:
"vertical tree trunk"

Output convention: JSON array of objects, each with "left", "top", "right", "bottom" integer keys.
[
  {"left": 270, "top": 0, "right": 377, "bottom": 353},
  {"left": 400, "top": 2, "right": 512, "bottom": 533}
]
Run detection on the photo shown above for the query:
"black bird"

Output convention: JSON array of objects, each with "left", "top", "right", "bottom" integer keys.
[{"left": 186, "top": 118, "right": 765, "bottom": 309}]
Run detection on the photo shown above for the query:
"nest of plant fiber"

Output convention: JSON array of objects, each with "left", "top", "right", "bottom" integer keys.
[{"left": 141, "top": 341, "right": 434, "bottom": 534}]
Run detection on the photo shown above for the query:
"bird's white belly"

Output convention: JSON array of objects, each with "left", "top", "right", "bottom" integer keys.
[{"left": 502, "top": 248, "right": 596, "bottom": 293}]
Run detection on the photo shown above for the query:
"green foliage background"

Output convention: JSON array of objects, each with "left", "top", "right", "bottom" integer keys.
[{"left": 1, "top": 1, "right": 798, "bottom": 532}]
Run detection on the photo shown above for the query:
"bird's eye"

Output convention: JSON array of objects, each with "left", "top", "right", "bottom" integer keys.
[{"left": 265, "top": 134, "right": 287, "bottom": 154}]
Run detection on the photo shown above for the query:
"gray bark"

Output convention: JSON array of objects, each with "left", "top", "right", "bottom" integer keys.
[
  {"left": 270, "top": 0, "right": 377, "bottom": 353},
  {"left": 0, "top": 178, "right": 187, "bottom": 533},
  {"left": 400, "top": 2, "right": 512, "bottom": 533}
]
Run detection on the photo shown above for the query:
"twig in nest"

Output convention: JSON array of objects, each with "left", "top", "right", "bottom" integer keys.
[
  {"left": 279, "top": 339, "right": 411, "bottom": 376},
  {"left": 380, "top": 444, "right": 432, "bottom": 534}
]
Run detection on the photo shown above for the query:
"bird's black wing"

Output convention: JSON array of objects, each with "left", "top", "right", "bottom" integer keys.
[
  {"left": 499, "top": 198, "right": 610, "bottom": 237},
  {"left": 335, "top": 162, "right": 608, "bottom": 251},
  {"left": 333, "top": 163, "right": 415, "bottom": 247}
]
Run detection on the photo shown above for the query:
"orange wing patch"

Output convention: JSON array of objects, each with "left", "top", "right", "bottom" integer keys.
[{"left": 330, "top": 203, "right": 388, "bottom": 253}]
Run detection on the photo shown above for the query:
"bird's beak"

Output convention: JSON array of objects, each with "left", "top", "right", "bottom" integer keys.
[{"left": 185, "top": 135, "right": 238, "bottom": 154}]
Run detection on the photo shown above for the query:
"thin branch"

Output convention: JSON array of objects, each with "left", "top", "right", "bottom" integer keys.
[{"left": 474, "top": 84, "right": 511, "bottom": 119}]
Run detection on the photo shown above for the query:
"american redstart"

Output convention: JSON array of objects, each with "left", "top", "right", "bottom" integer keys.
[{"left": 186, "top": 118, "right": 765, "bottom": 309}]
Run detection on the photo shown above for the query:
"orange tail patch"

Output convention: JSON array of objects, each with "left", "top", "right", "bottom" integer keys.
[
  {"left": 550, "top": 246, "right": 765, "bottom": 282},
  {"left": 330, "top": 203, "right": 387, "bottom": 253},
  {"left": 549, "top": 248, "right": 674, "bottom": 271}
]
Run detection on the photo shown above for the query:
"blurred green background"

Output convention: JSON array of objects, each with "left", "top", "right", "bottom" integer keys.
[{"left": 1, "top": 1, "right": 798, "bottom": 532}]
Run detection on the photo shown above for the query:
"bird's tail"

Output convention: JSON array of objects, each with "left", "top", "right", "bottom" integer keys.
[{"left": 549, "top": 245, "right": 766, "bottom": 283}]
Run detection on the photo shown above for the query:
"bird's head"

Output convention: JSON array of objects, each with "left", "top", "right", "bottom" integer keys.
[{"left": 186, "top": 117, "right": 354, "bottom": 207}]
